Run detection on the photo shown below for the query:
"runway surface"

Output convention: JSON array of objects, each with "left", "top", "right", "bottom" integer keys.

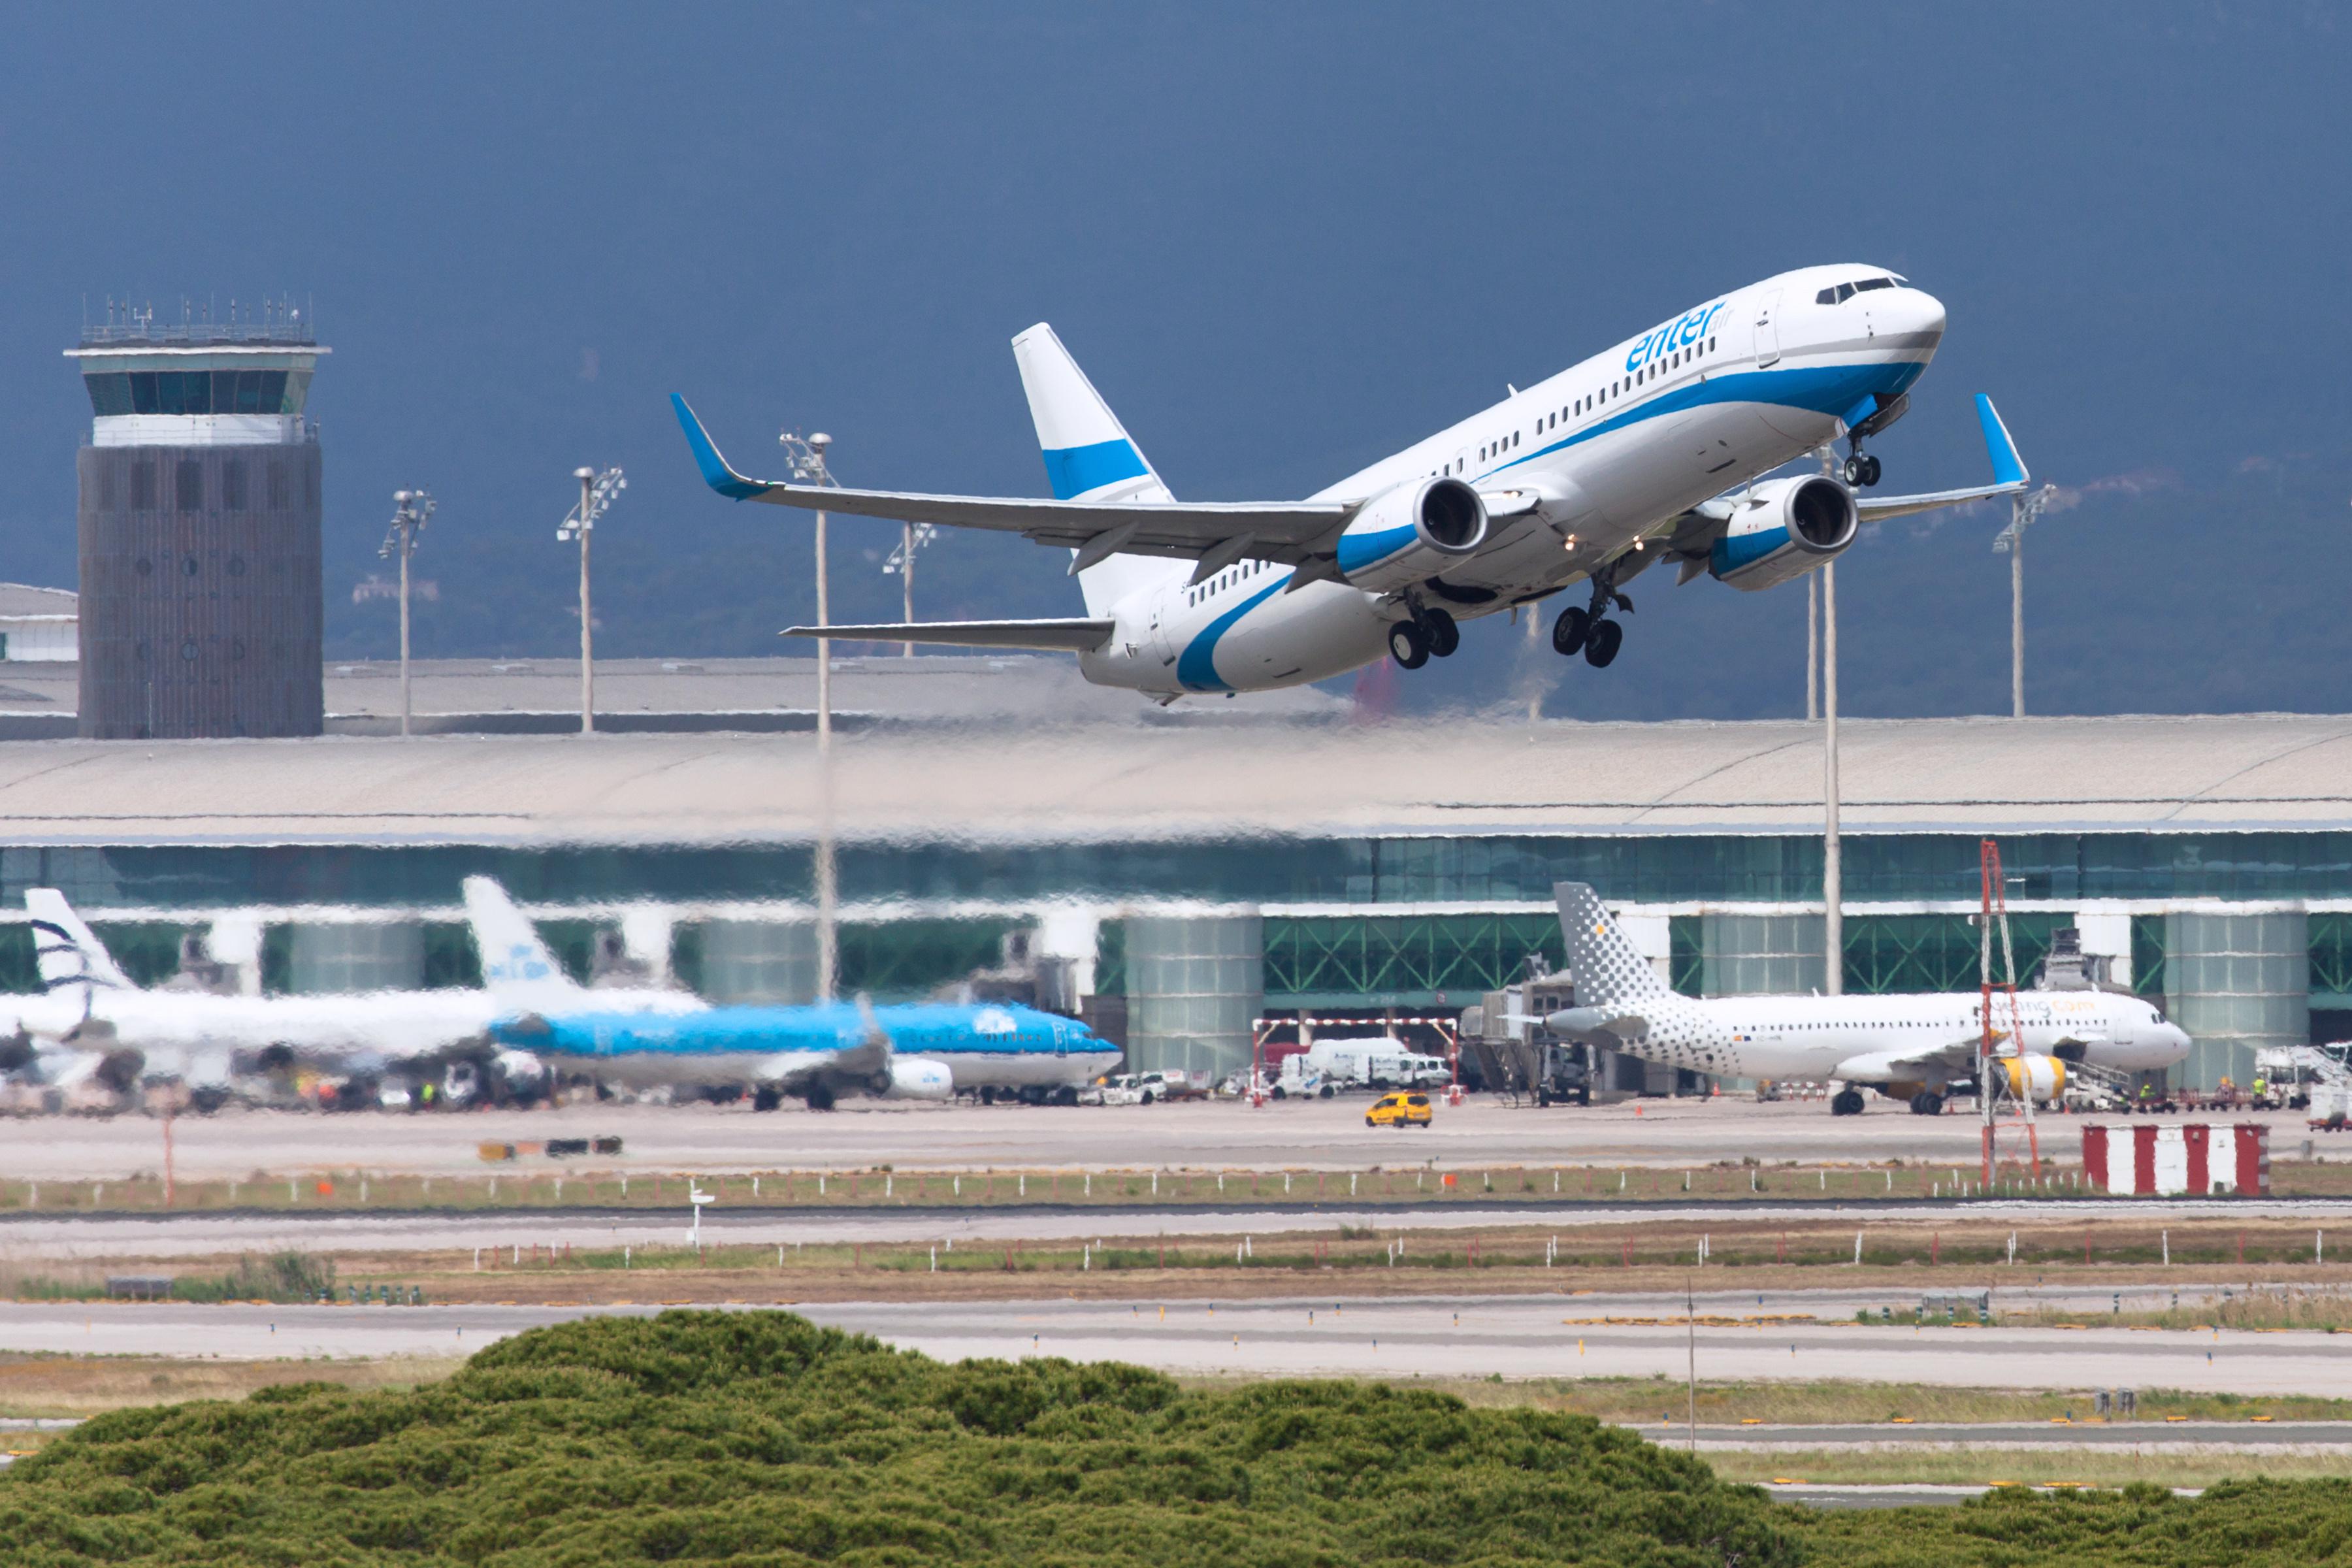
[
  {"left": 10, "top": 1096, "right": 2327, "bottom": 1181},
  {"left": 2, "top": 1291, "right": 2344, "bottom": 1395}
]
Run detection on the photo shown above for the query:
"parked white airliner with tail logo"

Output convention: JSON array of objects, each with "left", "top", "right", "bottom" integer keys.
[
  {"left": 673, "top": 265, "right": 2029, "bottom": 698},
  {"left": 1547, "top": 883, "right": 2191, "bottom": 1117}
]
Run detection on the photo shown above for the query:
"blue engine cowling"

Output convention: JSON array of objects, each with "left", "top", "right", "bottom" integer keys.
[
  {"left": 1708, "top": 476, "right": 1857, "bottom": 591},
  {"left": 1334, "top": 477, "right": 1488, "bottom": 593}
]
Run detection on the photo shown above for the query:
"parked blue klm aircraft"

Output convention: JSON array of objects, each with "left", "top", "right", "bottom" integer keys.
[
  {"left": 464, "top": 879, "right": 1122, "bottom": 1110},
  {"left": 487, "top": 1000, "right": 1122, "bottom": 1110}
]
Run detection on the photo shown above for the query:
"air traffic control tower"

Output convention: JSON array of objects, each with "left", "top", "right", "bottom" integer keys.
[{"left": 66, "top": 306, "right": 327, "bottom": 738}]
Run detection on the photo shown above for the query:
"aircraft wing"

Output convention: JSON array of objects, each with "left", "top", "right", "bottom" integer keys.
[
  {"left": 1666, "top": 394, "right": 2038, "bottom": 579},
  {"left": 1831, "top": 1038, "right": 1984, "bottom": 1085},
  {"left": 781, "top": 617, "right": 1113, "bottom": 653},
  {"left": 1853, "top": 395, "right": 2034, "bottom": 521},
  {"left": 674, "top": 396, "right": 1350, "bottom": 564}
]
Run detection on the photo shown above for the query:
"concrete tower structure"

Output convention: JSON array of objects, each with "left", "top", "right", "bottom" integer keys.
[{"left": 67, "top": 306, "right": 327, "bottom": 738}]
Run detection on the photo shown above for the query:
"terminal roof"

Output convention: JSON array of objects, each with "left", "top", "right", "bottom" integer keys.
[{"left": 0, "top": 704, "right": 2345, "bottom": 847}]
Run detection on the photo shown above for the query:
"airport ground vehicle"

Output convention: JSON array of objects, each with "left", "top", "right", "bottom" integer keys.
[
  {"left": 1365, "top": 1091, "right": 1433, "bottom": 1128},
  {"left": 1302, "top": 1037, "right": 1449, "bottom": 1090}
]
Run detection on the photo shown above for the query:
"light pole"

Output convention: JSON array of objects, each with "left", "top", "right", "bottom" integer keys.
[
  {"left": 378, "top": 489, "right": 434, "bottom": 738},
  {"left": 882, "top": 520, "right": 937, "bottom": 657},
  {"left": 1821, "top": 559, "right": 1841, "bottom": 996},
  {"left": 778, "top": 431, "right": 839, "bottom": 999},
  {"left": 1805, "top": 574, "right": 1819, "bottom": 721},
  {"left": 1991, "top": 483, "right": 2059, "bottom": 718},
  {"left": 557, "top": 466, "right": 626, "bottom": 736}
]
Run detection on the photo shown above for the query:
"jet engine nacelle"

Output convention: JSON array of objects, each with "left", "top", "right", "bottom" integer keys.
[
  {"left": 1335, "top": 478, "right": 1488, "bottom": 592},
  {"left": 883, "top": 1057, "right": 953, "bottom": 1101},
  {"left": 1998, "top": 1054, "right": 2068, "bottom": 1104},
  {"left": 1708, "top": 475, "right": 1857, "bottom": 591},
  {"left": 492, "top": 1048, "right": 552, "bottom": 1104}
]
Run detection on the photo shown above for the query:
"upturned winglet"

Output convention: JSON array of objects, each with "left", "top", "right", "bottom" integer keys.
[{"left": 670, "top": 393, "right": 774, "bottom": 500}]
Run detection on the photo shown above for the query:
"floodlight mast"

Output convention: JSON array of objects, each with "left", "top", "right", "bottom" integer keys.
[
  {"left": 1813, "top": 449, "right": 1842, "bottom": 994},
  {"left": 779, "top": 430, "right": 840, "bottom": 1001},
  {"left": 378, "top": 489, "right": 436, "bottom": 738},
  {"left": 557, "top": 466, "right": 627, "bottom": 735},
  {"left": 882, "top": 520, "right": 938, "bottom": 657},
  {"left": 1992, "top": 484, "right": 2059, "bottom": 718}
]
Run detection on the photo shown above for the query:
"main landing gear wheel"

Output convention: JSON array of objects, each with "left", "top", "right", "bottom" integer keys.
[
  {"left": 1908, "top": 1090, "right": 1944, "bottom": 1116},
  {"left": 1552, "top": 605, "right": 1590, "bottom": 656},
  {"left": 806, "top": 1083, "right": 837, "bottom": 1112},
  {"left": 1388, "top": 621, "right": 1429, "bottom": 670},
  {"left": 1422, "top": 606, "right": 1460, "bottom": 658},
  {"left": 1843, "top": 453, "right": 1882, "bottom": 487},
  {"left": 1830, "top": 1088, "right": 1865, "bottom": 1117},
  {"left": 1583, "top": 619, "right": 1624, "bottom": 668}
]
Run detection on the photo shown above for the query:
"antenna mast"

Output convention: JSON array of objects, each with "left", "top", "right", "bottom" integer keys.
[{"left": 1979, "top": 838, "right": 2039, "bottom": 1186}]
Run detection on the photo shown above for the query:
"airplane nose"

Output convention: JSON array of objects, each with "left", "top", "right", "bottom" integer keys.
[{"left": 1903, "top": 289, "right": 1948, "bottom": 343}]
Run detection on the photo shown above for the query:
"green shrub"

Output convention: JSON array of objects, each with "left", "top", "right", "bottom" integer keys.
[
  {"left": 0, "top": 1310, "right": 1789, "bottom": 1567},
  {"left": 169, "top": 1250, "right": 334, "bottom": 1304},
  {"left": 5, "top": 1310, "right": 2348, "bottom": 1565}
]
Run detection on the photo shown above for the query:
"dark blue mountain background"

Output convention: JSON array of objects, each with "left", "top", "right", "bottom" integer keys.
[{"left": 0, "top": 4, "right": 2344, "bottom": 720}]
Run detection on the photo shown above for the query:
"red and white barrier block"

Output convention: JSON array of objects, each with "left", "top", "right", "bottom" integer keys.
[{"left": 2082, "top": 1122, "right": 2270, "bottom": 1196}]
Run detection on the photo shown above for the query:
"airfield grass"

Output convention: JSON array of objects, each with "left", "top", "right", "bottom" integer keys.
[
  {"left": 5, "top": 1310, "right": 2352, "bottom": 1566},
  {"left": 0, "top": 1350, "right": 463, "bottom": 1420},
  {"left": 14, "top": 1153, "right": 2352, "bottom": 1219}
]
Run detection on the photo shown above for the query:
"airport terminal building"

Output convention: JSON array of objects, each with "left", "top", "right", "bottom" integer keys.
[{"left": 0, "top": 655, "right": 2343, "bottom": 1091}]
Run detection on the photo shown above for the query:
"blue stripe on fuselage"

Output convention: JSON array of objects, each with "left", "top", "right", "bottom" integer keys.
[
  {"left": 1041, "top": 438, "right": 1149, "bottom": 500},
  {"left": 492, "top": 1001, "right": 1106, "bottom": 1060},
  {"left": 1476, "top": 358, "right": 1925, "bottom": 485},
  {"left": 1175, "top": 576, "right": 1289, "bottom": 693}
]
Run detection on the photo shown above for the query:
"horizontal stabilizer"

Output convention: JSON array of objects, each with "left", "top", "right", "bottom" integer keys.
[{"left": 782, "top": 618, "right": 1115, "bottom": 653}]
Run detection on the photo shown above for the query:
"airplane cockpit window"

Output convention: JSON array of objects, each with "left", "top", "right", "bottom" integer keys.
[{"left": 1817, "top": 276, "right": 1909, "bottom": 304}]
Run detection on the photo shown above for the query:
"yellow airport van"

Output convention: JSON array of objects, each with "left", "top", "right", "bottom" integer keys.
[{"left": 1365, "top": 1092, "right": 1433, "bottom": 1128}]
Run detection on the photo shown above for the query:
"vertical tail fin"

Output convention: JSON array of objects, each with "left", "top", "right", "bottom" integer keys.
[
  {"left": 24, "top": 890, "right": 135, "bottom": 994},
  {"left": 1554, "top": 883, "right": 1671, "bottom": 1005},
  {"left": 463, "top": 877, "right": 587, "bottom": 1009},
  {"left": 1011, "top": 323, "right": 1186, "bottom": 617}
]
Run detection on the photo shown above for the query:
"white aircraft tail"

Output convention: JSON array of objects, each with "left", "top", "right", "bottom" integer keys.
[
  {"left": 463, "top": 877, "right": 587, "bottom": 1008},
  {"left": 1011, "top": 323, "right": 1186, "bottom": 617},
  {"left": 24, "top": 889, "right": 135, "bottom": 994},
  {"left": 1554, "top": 883, "right": 1673, "bottom": 1006}
]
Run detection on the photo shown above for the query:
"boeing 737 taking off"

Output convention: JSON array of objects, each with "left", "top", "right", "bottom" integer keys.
[{"left": 674, "top": 265, "right": 2030, "bottom": 696}]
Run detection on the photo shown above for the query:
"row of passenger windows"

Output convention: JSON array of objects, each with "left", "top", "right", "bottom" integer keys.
[
  {"left": 1428, "top": 334, "right": 1723, "bottom": 482},
  {"left": 82, "top": 369, "right": 312, "bottom": 418},
  {"left": 1184, "top": 555, "right": 1275, "bottom": 607},
  {"left": 1815, "top": 274, "right": 1908, "bottom": 305}
]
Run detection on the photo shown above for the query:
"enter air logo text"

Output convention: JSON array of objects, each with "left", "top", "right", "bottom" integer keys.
[{"left": 1625, "top": 301, "right": 1728, "bottom": 372}]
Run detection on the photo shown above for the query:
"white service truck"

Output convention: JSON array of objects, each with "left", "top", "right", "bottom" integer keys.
[{"left": 1302, "top": 1037, "right": 1449, "bottom": 1091}]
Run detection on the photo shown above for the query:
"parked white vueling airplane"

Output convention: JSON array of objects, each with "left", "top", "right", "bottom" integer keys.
[
  {"left": 674, "top": 265, "right": 2028, "bottom": 696},
  {"left": 1546, "top": 883, "right": 2191, "bottom": 1116}
]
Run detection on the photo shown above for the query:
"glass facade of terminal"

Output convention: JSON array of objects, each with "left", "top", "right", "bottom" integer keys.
[
  {"left": 3, "top": 830, "right": 2347, "bottom": 1085},
  {"left": 11, "top": 828, "right": 2352, "bottom": 914}
]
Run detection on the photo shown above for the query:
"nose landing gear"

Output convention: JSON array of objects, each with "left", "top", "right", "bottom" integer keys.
[
  {"left": 1552, "top": 566, "right": 1634, "bottom": 668},
  {"left": 1829, "top": 1087, "right": 1866, "bottom": 1117}
]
